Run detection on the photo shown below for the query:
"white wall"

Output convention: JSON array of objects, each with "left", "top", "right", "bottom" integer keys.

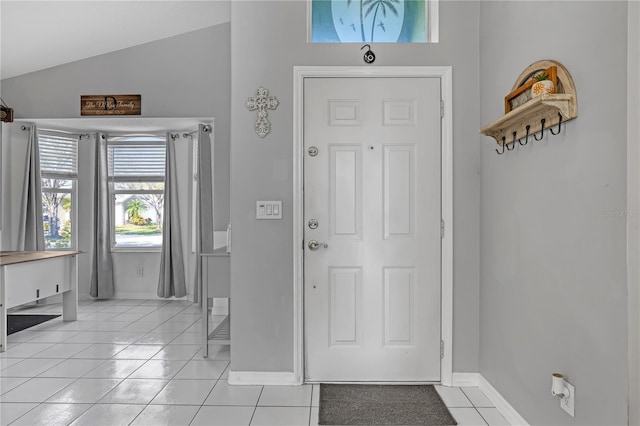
[
  {"left": 230, "top": 1, "right": 481, "bottom": 374},
  {"left": 627, "top": 1, "right": 640, "bottom": 424},
  {"left": 1, "top": 24, "right": 230, "bottom": 299},
  {"left": 479, "top": 1, "right": 629, "bottom": 424},
  {"left": 0, "top": 2, "right": 3, "bottom": 248}
]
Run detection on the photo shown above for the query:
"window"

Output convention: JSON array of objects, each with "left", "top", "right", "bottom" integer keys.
[
  {"left": 39, "top": 131, "right": 78, "bottom": 249},
  {"left": 309, "top": 0, "right": 439, "bottom": 43},
  {"left": 108, "top": 135, "right": 166, "bottom": 250}
]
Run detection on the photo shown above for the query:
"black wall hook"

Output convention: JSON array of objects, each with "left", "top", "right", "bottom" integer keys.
[
  {"left": 506, "top": 131, "right": 517, "bottom": 151},
  {"left": 549, "top": 112, "right": 563, "bottom": 135},
  {"left": 361, "top": 44, "right": 375, "bottom": 64},
  {"left": 519, "top": 125, "right": 531, "bottom": 146},
  {"left": 534, "top": 118, "right": 546, "bottom": 141},
  {"left": 496, "top": 137, "right": 506, "bottom": 155}
]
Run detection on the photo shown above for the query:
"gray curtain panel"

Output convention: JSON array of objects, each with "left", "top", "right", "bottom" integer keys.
[
  {"left": 17, "top": 125, "right": 45, "bottom": 251},
  {"left": 196, "top": 124, "right": 214, "bottom": 303},
  {"left": 90, "top": 132, "right": 115, "bottom": 299},
  {"left": 157, "top": 133, "right": 187, "bottom": 298}
]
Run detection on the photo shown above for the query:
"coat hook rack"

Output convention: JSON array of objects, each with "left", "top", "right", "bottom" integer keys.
[{"left": 480, "top": 60, "right": 578, "bottom": 155}]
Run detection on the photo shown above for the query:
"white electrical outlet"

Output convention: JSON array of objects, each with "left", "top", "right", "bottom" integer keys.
[
  {"left": 136, "top": 267, "right": 144, "bottom": 277},
  {"left": 561, "top": 381, "right": 575, "bottom": 417}
]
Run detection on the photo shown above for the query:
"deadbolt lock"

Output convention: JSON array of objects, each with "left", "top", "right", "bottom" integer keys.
[
  {"left": 308, "top": 219, "right": 319, "bottom": 229},
  {"left": 308, "top": 146, "right": 319, "bottom": 157}
]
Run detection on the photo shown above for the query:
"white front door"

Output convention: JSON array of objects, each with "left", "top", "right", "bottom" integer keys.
[{"left": 304, "top": 77, "right": 442, "bottom": 382}]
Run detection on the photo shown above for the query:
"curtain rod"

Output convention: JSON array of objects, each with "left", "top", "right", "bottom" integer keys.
[
  {"left": 21, "top": 125, "right": 91, "bottom": 139},
  {"left": 39, "top": 127, "right": 91, "bottom": 139},
  {"left": 20, "top": 124, "right": 210, "bottom": 139},
  {"left": 183, "top": 124, "right": 212, "bottom": 138}
]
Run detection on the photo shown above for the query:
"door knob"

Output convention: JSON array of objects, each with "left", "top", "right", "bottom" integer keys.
[{"left": 308, "top": 240, "right": 328, "bottom": 251}]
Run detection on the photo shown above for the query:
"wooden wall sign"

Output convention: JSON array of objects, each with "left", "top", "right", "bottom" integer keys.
[{"left": 81, "top": 94, "right": 141, "bottom": 116}]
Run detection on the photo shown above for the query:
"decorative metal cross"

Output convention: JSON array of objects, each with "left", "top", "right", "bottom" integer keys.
[{"left": 246, "top": 87, "right": 279, "bottom": 138}]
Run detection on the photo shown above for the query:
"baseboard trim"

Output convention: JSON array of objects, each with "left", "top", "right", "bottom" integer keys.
[
  {"left": 228, "top": 371, "right": 300, "bottom": 386},
  {"left": 451, "top": 373, "right": 528, "bottom": 425},
  {"left": 477, "top": 374, "right": 529, "bottom": 426},
  {"left": 452, "top": 372, "right": 480, "bottom": 387},
  {"left": 110, "top": 292, "right": 189, "bottom": 301}
]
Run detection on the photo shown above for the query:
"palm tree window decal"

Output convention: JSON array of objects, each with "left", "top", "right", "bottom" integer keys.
[
  {"left": 311, "top": 0, "right": 435, "bottom": 43},
  {"left": 363, "top": 0, "right": 399, "bottom": 43}
]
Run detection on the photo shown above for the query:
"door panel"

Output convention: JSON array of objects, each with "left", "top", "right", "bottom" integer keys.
[
  {"left": 330, "top": 145, "right": 362, "bottom": 238},
  {"left": 330, "top": 267, "right": 362, "bottom": 346},
  {"left": 384, "top": 145, "right": 415, "bottom": 238},
  {"left": 304, "top": 77, "right": 442, "bottom": 382},
  {"left": 384, "top": 267, "right": 415, "bottom": 346},
  {"left": 329, "top": 101, "right": 361, "bottom": 126}
]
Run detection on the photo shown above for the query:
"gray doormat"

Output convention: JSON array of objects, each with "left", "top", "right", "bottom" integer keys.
[{"left": 319, "top": 384, "right": 457, "bottom": 425}]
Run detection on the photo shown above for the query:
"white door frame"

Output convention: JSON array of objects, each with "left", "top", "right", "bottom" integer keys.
[{"left": 292, "top": 66, "right": 453, "bottom": 386}]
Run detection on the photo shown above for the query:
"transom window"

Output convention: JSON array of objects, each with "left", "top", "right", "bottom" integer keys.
[
  {"left": 310, "top": 0, "right": 439, "bottom": 43},
  {"left": 108, "top": 135, "right": 166, "bottom": 250}
]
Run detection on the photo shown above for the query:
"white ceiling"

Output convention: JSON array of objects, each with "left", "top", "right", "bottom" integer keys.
[{"left": 0, "top": 0, "right": 231, "bottom": 79}]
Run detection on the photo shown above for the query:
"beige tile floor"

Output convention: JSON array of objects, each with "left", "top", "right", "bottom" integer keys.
[{"left": 0, "top": 299, "right": 509, "bottom": 425}]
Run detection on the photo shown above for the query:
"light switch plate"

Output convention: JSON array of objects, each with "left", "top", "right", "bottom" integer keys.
[{"left": 256, "top": 201, "right": 282, "bottom": 220}]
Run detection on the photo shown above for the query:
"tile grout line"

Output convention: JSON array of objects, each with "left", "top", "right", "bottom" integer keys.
[
  {"left": 308, "top": 386, "right": 315, "bottom": 426},
  {"left": 459, "top": 386, "right": 501, "bottom": 425},
  {"left": 247, "top": 385, "right": 265, "bottom": 426},
  {"left": 474, "top": 407, "right": 492, "bottom": 426}
]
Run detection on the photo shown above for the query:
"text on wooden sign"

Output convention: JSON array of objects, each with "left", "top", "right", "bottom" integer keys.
[{"left": 81, "top": 95, "right": 141, "bottom": 116}]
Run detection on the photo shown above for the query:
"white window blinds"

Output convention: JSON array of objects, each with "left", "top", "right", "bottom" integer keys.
[
  {"left": 108, "top": 137, "right": 166, "bottom": 181},
  {"left": 38, "top": 132, "right": 78, "bottom": 178}
]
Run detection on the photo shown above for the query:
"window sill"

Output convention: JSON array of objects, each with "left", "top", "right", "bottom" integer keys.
[{"left": 111, "top": 247, "right": 162, "bottom": 254}]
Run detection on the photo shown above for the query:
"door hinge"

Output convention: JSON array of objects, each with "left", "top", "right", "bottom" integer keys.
[
  {"left": 440, "top": 340, "right": 445, "bottom": 359},
  {"left": 440, "top": 100, "right": 444, "bottom": 118},
  {"left": 440, "top": 219, "right": 445, "bottom": 239}
]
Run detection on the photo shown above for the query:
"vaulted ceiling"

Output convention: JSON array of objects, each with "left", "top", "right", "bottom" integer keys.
[{"left": 1, "top": 0, "right": 230, "bottom": 79}]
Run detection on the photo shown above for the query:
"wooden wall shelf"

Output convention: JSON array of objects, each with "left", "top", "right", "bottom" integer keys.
[
  {"left": 480, "top": 60, "right": 578, "bottom": 153},
  {"left": 480, "top": 93, "right": 577, "bottom": 144}
]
